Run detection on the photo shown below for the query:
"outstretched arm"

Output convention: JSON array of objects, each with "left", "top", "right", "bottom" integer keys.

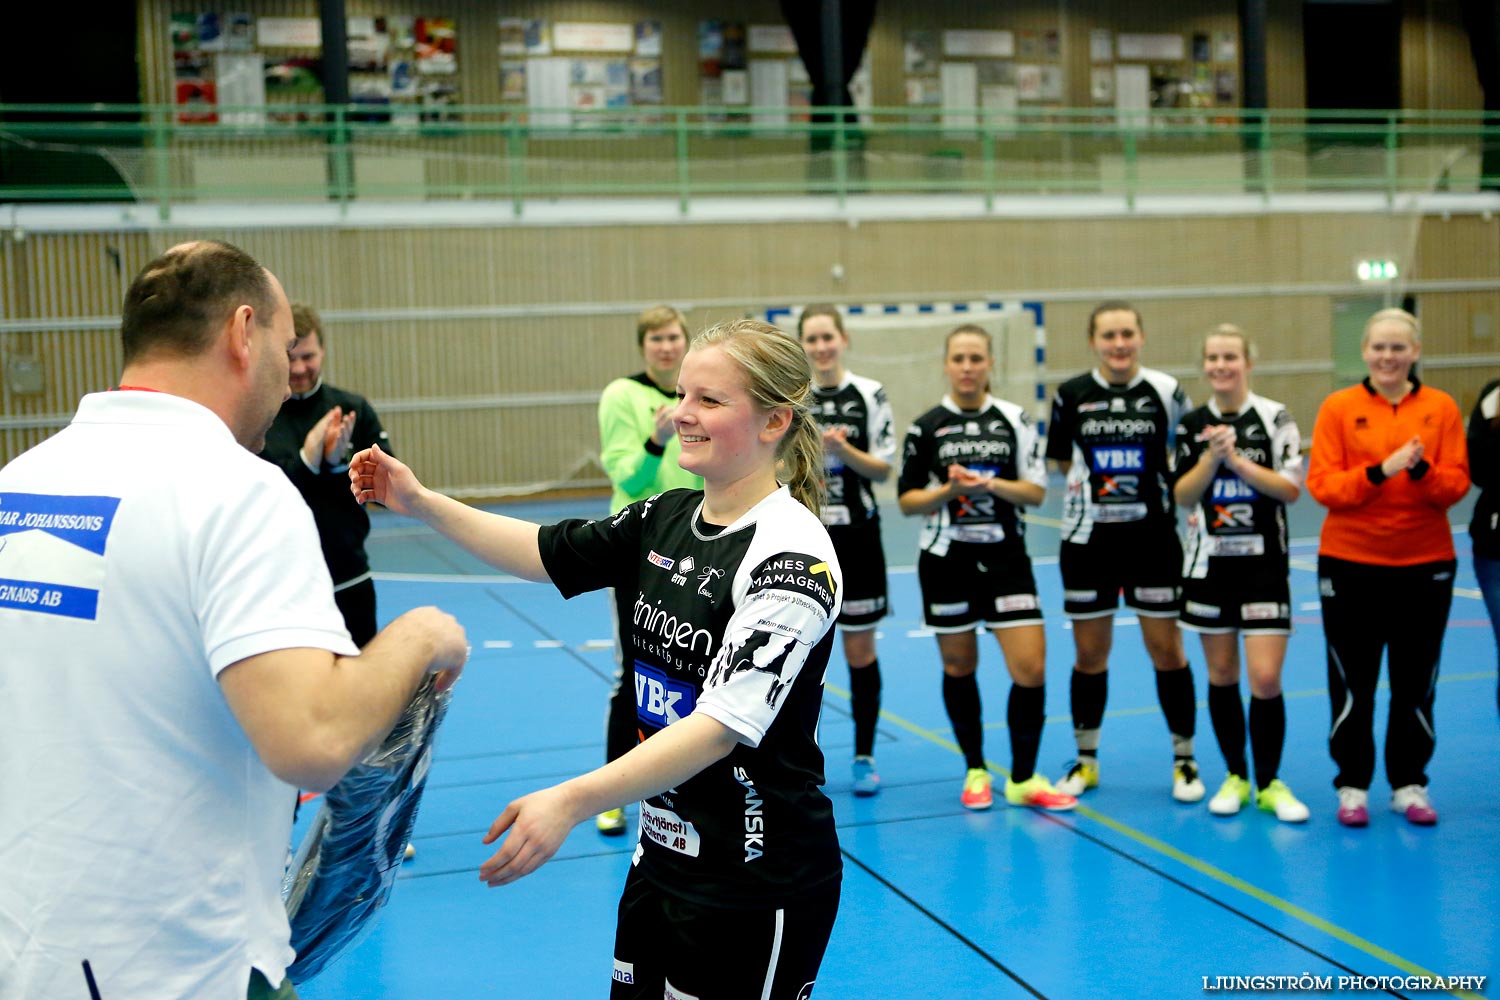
[
  {"left": 349, "top": 444, "right": 548, "bottom": 582},
  {"left": 477, "top": 713, "right": 740, "bottom": 886}
]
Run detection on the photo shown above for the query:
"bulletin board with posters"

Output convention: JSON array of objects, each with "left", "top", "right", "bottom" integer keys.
[
  {"left": 168, "top": 12, "right": 461, "bottom": 125},
  {"left": 743, "top": 23, "right": 870, "bottom": 126},
  {"left": 903, "top": 27, "right": 1064, "bottom": 127},
  {"left": 497, "top": 18, "right": 664, "bottom": 114},
  {"left": 1089, "top": 29, "right": 1239, "bottom": 111}
]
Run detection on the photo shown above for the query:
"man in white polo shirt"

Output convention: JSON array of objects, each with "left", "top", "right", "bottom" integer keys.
[{"left": 0, "top": 241, "right": 468, "bottom": 1000}]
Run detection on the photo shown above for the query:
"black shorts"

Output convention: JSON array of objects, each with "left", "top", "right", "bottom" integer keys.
[
  {"left": 827, "top": 519, "right": 889, "bottom": 629},
  {"left": 917, "top": 543, "right": 1042, "bottom": 632},
  {"left": 1180, "top": 560, "right": 1292, "bottom": 634},
  {"left": 612, "top": 867, "right": 841, "bottom": 1000},
  {"left": 1060, "top": 524, "right": 1183, "bottom": 618}
]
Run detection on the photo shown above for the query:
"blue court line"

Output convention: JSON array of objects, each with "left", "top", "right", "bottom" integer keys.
[{"left": 839, "top": 849, "right": 1050, "bottom": 999}]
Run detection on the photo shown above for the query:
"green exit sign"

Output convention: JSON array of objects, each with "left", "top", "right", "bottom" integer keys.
[{"left": 1357, "top": 259, "right": 1398, "bottom": 281}]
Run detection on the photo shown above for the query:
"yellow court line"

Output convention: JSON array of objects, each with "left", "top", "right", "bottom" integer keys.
[{"left": 821, "top": 682, "right": 1485, "bottom": 1000}]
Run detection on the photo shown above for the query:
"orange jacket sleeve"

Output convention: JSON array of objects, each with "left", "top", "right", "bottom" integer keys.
[
  {"left": 1306, "top": 391, "right": 1381, "bottom": 511},
  {"left": 1413, "top": 394, "right": 1470, "bottom": 509}
]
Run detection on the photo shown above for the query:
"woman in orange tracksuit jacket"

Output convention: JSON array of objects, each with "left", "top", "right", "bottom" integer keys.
[{"left": 1307, "top": 308, "right": 1469, "bottom": 829}]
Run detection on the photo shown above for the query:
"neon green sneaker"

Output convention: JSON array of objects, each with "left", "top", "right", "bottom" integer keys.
[
  {"left": 960, "top": 768, "right": 993, "bottom": 810},
  {"left": 1004, "top": 774, "right": 1077, "bottom": 811},
  {"left": 1208, "top": 774, "right": 1252, "bottom": 816},
  {"left": 1256, "top": 779, "right": 1310, "bottom": 823},
  {"left": 595, "top": 807, "right": 627, "bottom": 836}
]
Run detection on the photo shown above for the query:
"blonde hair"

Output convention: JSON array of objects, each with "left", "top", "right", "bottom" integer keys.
[
  {"left": 1363, "top": 307, "right": 1420, "bottom": 345},
  {"left": 1202, "top": 323, "right": 1256, "bottom": 361},
  {"left": 690, "top": 319, "right": 824, "bottom": 514}
]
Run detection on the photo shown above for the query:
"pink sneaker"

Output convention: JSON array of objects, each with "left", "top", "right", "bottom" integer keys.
[
  {"left": 1336, "top": 787, "right": 1369, "bottom": 827},
  {"left": 1390, "top": 785, "right": 1438, "bottom": 826}
]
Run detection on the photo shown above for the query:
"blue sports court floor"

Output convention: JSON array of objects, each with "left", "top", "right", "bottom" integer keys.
[{"left": 296, "top": 484, "right": 1498, "bottom": 1000}]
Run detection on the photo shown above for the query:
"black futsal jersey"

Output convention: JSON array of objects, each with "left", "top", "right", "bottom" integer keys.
[
  {"left": 1176, "top": 394, "right": 1302, "bottom": 579},
  {"left": 811, "top": 372, "right": 894, "bottom": 529},
  {"left": 1047, "top": 368, "right": 1191, "bottom": 544},
  {"left": 898, "top": 395, "right": 1047, "bottom": 559},
  {"left": 538, "top": 487, "right": 843, "bottom": 907}
]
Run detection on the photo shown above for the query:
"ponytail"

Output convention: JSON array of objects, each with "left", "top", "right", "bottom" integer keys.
[{"left": 782, "top": 408, "right": 827, "bottom": 513}]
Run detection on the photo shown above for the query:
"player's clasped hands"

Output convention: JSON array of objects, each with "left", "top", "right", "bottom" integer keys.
[
  {"left": 303, "top": 405, "right": 358, "bottom": 468},
  {"left": 1382, "top": 435, "right": 1425, "bottom": 477},
  {"left": 1195, "top": 423, "right": 1238, "bottom": 462},
  {"left": 947, "top": 463, "right": 993, "bottom": 493}
]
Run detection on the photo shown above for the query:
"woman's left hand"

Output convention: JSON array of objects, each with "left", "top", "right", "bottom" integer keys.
[{"left": 478, "top": 785, "right": 587, "bottom": 887}]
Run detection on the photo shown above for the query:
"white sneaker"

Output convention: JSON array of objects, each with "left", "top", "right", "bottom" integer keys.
[
  {"left": 1056, "top": 757, "right": 1099, "bottom": 797},
  {"left": 1208, "top": 775, "right": 1251, "bottom": 816},
  {"left": 1172, "top": 759, "right": 1206, "bottom": 803},
  {"left": 1390, "top": 784, "right": 1438, "bottom": 826},
  {"left": 1337, "top": 786, "right": 1369, "bottom": 827}
]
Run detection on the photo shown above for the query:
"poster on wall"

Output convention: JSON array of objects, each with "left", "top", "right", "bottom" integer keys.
[
  {"left": 226, "top": 14, "right": 254, "bottom": 52},
  {"left": 1015, "top": 64, "right": 1041, "bottom": 101},
  {"left": 1090, "top": 66, "right": 1113, "bottom": 103},
  {"left": 722, "top": 69, "right": 748, "bottom": 105},
  {"left": 257, "top": 17, "right": 320, "bottom": 48},
  {"left": 631, "top": 59, "right": 662, "bottom": 103},
  {"left": 499, "top": 17, "right": 526, "bottom": 56},
  {"left": 554, "top": 22, "right": 633, "bottom": 53},
  {"left": 698, "top": 21, "right": 729, "bottom": 107},
  {"left": 905, "top": 31, "right": 938, "bottom": 74},
  {"left": 748, "top": 24, "right": 797, "bottom": 55},
  {"left": 635, "top": 20, "right": 662, "bottom": 57},
  {"left": 215, "top": 52, "right": 265, "bottom": 124},
  {"left": 1117, "top": 34, "right": 1185, "bottom": 62},
  {"left": 524, "top": 20, "right": 551, "bottom": 56},
  {"left": 529, "top": 57, "right": 570, "bottom": 126},
  {"left": 348, "top": 18, "right": 390, "bottom": 73},
  {"left": 500, "top": 62, "right": 526, "bottom": 101},
  {"left": 415, "top": 18, "right": 456, "bottom": 74},
  {"left": 605, "top": 60, "right": 630, "bottom": 107},
  {"left": 1089, "top": 29, "right": 1112, "bottom": 63},
  {"left": 750, "top": 59, "right": 789, "bottom": 124},
  {"left": 1039, "top": 65, "right": 1064, "bottom": 101},
  {"left": 943, "top": 30, "right": 1013, "bottom": 59},
  {"left": 265, "top": 58, "right": 320, "bottom": 96},
  {"left": 1215, "top": 70, "right": 1236, "bottom": 104},
  {"left": 175, "top": 76, "right": 217, "bottom": 124},
  {"left": 940, "top": 61, "right": 977, "bottom": 128}
]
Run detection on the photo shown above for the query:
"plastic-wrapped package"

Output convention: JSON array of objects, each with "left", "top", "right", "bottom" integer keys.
[{"left": 282, "top": 676, "right": 451, "bottom": 982}]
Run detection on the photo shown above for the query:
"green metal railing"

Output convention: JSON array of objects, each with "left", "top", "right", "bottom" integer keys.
[{"left": 1, "top": 104, "right": 1496, "bottom": 219}]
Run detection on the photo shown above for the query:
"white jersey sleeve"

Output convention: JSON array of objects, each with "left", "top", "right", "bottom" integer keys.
[
  {"left": 997, "top": 397, "right": 1047, "bottom": 489},
  {"left": 698, "top": 502, "right": 841, "bottom": 747},
  {"left": 852, "top": 373, "right": 896, "bottom": 464},
  {"left": 1252, "top": 394, "right": 1304, "bottom": 490}
]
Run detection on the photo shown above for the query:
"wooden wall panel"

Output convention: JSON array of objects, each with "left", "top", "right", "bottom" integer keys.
[
  {"left": 6, "top": 211, "right": 1500, "bottom": 490},
  {"left": 1401, "top": 0, "right": 1485, "bottom": 112}
]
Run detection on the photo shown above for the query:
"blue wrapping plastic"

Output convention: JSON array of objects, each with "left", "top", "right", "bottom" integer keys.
[{"left": 282, "top": 675, "right": 451, "bottom": 982}]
